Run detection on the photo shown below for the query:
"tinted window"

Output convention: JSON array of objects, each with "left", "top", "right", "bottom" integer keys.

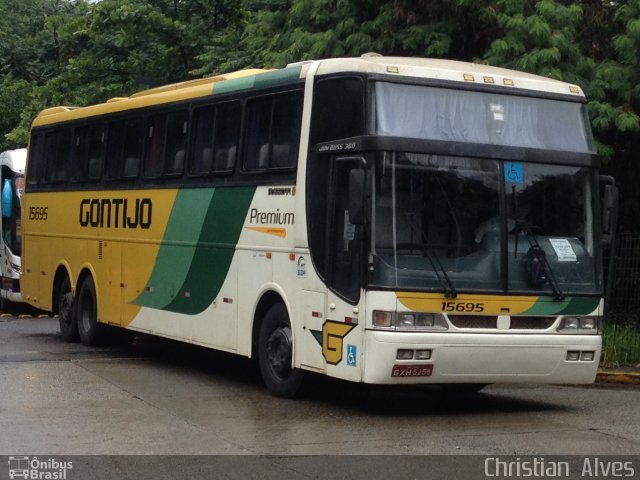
[
  {"left": 191, "top": 102, "right": 241, "bottom": 175},
  {"left": 307, "top": 78, "right": 365, "bottom": 280},
  {"left": 164, "top": 111, "right": 188, "bottom": 176},
  {"left": 105, "top": 118, "right": 144, "bottom": 180},
  {"left": 72, "top": 125, "right": 106, "bottom": 182},
  {"left": 44, "top": 128, "right": 72, "bottom": 183},
  {"left": 144, "top": 111, "right": 188, "bottom": 177},
  {"left": 243, "top": 92, "right": 302, "bottom": 171},
  {"left": 271, "top": 95, "right": 303, "bottom": 168},
  {"left": 105, "top": 122, "right": 126, "bottom": 179},
  {"left": 27, "top": 133, "right": 45, "bottom": 185},
  {"left": 310, "top": 77, "right": 365, "bottom": 146}
]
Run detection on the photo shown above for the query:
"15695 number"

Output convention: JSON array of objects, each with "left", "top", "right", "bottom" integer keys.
[
  {"left": 29, "top": 206, "right": 48, "bottom": 221},
  {"left": 441, "top": 301, "right": 485, "bottom": 313}
]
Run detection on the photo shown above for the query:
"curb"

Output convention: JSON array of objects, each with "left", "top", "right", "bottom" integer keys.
[{"left": 596, "top": 370, "right": 640, "bottom": 385}]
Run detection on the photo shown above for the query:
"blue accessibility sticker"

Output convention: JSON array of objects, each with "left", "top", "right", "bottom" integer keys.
[
  {"left": 347, "top": 344, "right": 357, "bottom": 367},
  {"left": 504, "top": 162, "right": 524, "bottom": 184}
]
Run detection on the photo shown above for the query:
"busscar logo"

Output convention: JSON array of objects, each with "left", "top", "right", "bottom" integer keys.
[{"left": 8, "top": 456, "right": 73, "bottom": 479}]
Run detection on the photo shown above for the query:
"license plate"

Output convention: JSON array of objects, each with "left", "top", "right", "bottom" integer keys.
[{"left": 391, "top": 364, "right": 433, "bottom": 377}]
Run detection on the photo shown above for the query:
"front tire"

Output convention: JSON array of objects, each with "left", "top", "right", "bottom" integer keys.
[
  {"left": 258, "top": 303, "right": 304, "bottom": 398},
  {"left": 76, "top": 275, "right": 101, "bottom": 346},
  {"left": 58, "top": 276, "right": 78, "bottom": 342}
]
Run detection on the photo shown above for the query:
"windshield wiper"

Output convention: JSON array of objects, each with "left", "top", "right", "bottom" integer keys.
[
  {"left": 402, "top": 213, "right": 457, "bottom": 298},
  {"left": 515, "top": 222, "right": 564, "bottom": 301},
  {"left": 423, "top": 246, "right": 458, "bottom": 298}
]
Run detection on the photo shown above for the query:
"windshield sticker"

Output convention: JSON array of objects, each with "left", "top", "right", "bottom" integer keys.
[
  {"left": 549, "top": 238, "right": 577, "bottom": 262},
  {"left": 490, "top": 103, "right": 504, "bottom": 121},
  {"left": 504, "top": 162, "right": 524, "bottom": 184},
  {"left": 344, "top": 210, "right": 355, "bottom": 241}
]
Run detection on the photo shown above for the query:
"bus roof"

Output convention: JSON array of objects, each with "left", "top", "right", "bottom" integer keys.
[
  {"left": 32, "top": 55, "right": 585, "bottom": 128},
  {"left": 0, "top": 148, "right": 26, "bottom": 174},
  {"left": 32, "top": 68, "right": 271, "bottom": 128},
  {"left": 305, "top": 56, "right": 585, "bottom": 98}
]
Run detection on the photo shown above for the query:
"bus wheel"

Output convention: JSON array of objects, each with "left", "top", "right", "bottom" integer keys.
[
  {"left": 58, "top": 277, "right": 78, "bottom": 342},
  {"left": 76, "top": 276, "right": 101, "bottom": 346},
  {"left": 258, "top": 303, "right": 304, "bottom": 398}
]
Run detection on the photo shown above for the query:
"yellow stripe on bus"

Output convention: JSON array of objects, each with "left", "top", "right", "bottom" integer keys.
[{"left": 396, "top": 292, "right": 539, "bottom": 315}]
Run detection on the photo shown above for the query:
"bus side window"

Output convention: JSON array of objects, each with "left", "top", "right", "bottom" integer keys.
[
  {"left": 191, "top": 106, "right": 215, "bottom": 175},
  {"left": 164, "top": 111, "right": 188, "bottom": 176},
  {"left": 143, "top": 111, "right": 187, "bottom": 178},
  {"left": 243, "top": 92, "right": 302, "bottom": 172},
  {"left": 73, "top": 125, "right": 105, "bottom": 183},
  {"left": 144, "top": 115, "right": 165, "bottom": 178},
  {"left": 213, "top": 102, "right": 240, "bottom": 172},
  {"left": 244, "top": 97, "right": 271, "bottom": 171},
  {"left": 27, "top": 133, "right": 45, "bottom": 185},
  {"left": 106, "top": 118, "right": 144, "bottom": 181},
  {"left": 87, "top": 124, "right": 106, "bottom": 181},
  {"left": 191, "top": 102, "right": 240, "bottom": 176},
  {"left": 105, "top": 121, "right": 125, "bottom": 180},
  {"left": 122, "top": 117, "right": 145, "bottom": 179},
  {"left": 72, "top": 127, "right": 89, "bottom": 182},
  {"left": 271, "top": 94, "right": 302, "bottom": 169},
  {"left": 44, "top": 129, "right": 72, "bottom": 184}
]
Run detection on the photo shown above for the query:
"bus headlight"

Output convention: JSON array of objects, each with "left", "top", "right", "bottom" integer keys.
[
  {"left": 558, "top": 316, "right": 600, "bottom": 334},
  {"left": 397, "top": 313, "right": 435, "bottom": 328},
  {"left": 373, "top": 311, "right": 393, "bottom": 328},
  {"left": 373, "top": 311, "right": 448, "bottom": 331}
]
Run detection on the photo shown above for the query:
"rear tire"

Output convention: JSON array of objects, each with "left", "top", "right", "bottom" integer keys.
[
  {"left": 58, "top": 276, "right": 78, "bottom": 342},
  {"left": 258, "top": 303, "right": 304, "bottom": 398},
  {"left": 76, "top": 275, "right": 101, "bottom": 346}
]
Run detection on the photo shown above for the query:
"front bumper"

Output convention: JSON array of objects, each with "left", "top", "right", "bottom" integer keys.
[{"left": 364, "top": 330, "right": 601, "bottom": 385}]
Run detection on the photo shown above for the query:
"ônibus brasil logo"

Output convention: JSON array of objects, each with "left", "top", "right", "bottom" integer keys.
[{"left": 8, "top": 456, "right": 73, "bottom": 479}]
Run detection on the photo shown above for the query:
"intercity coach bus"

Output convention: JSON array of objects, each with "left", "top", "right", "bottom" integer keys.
[{"left": 22, "top": 56, "right": 613, "bottom": 396}]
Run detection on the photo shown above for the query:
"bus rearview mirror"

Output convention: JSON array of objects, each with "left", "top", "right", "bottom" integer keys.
[{"left": 348, "top": 169, "right": 366, "bottom": 225}]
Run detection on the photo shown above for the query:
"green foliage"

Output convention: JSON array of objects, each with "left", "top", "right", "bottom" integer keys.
[
  {"left": 0, "top": 75, "right": 34, "bottom": 150},
  {"left": 1, "top": 0, "right": 640, "bottom": 229},
  {"left": 601, "top": 323, "right": 640, "bottom": 367}
]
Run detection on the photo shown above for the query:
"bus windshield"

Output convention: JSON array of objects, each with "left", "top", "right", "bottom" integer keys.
[
  {"left": 368, "top": 152, "right": 601, "bottom": 296},
  {"left": 2, "top": 173, "right": 23, "bottom": 257},
  {"left": 374, "top": 81, "right": 595, "bottom": 154}
]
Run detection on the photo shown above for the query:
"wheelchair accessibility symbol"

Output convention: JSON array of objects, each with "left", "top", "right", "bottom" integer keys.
[
  {"left": 347, "top": 344, "right": 357, "bottom": 367},
  {"left": 505, "top": 162, "right": 524, "bottom": 184}
]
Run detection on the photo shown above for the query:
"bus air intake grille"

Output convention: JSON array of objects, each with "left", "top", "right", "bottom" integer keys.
[
  {"left": 448, "top": 315, "right": 497, "bottom": 329},
  {"left": 510, "top": 316, "right": 556, "bottom": 330}
]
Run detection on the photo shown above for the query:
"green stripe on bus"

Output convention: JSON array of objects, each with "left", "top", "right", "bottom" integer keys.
[
  {"left": 133, "top": 186, "right": 256, "bottom": 314},
  {"left": 556, "top": 297, "right": 601, "bottom": 315},
  {"left": 213, "top": 66, "right": 303, "bottom": 95},
  {"left": 132, "top": 189, "right": 214, "bottom": 310},
  {"left": 522, "top": 297, "right": 599, "bottom": 316},
  {"left": 164, "top": 186, "right": 256, "bottom": 314}
]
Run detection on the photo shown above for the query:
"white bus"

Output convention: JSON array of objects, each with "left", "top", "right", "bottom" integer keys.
[
  {"left": 23, "top": 56, "right": 613, "bottom": 396},
  {"left": 0, "top": 148, "right": 25, "bottom": 310}
]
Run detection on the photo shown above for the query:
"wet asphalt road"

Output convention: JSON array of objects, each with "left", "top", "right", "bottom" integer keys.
[{"left": 1, "top": 314, "right": 639, "bottom": 478}]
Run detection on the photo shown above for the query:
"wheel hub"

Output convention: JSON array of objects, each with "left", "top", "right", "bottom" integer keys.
[{"left": 266, "top": 326, "right": 293, "bottom": 379}]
